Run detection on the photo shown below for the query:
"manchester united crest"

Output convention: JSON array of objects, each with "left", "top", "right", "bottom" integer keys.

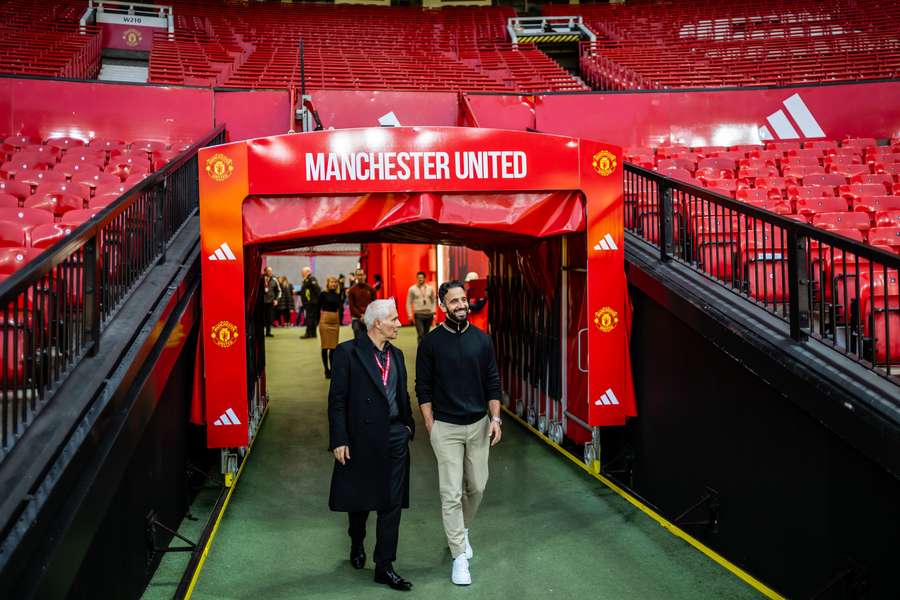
[
  {"left": 211, "top": 320, "right": 239, "bottom": 348},
  {"left": 591, "top": 150, "right": 617, "bottom": 177},
  {"left": 205, "top": 153, "right": 235, "bottom": 182},
  {"left": 122, "top": 28, "right": 142, "bottom": 48},
  {"left": 593, "top": 306, "right": 619, "bottom": 333}
]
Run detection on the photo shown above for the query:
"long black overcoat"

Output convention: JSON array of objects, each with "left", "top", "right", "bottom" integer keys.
[{"left": 328, "top": 334, "right": 415, "bottom": 512}]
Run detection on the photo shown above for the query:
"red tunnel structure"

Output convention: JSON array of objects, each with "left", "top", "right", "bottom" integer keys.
[{"left": 196, "top": 126, "right": 636, "bottom": 448}]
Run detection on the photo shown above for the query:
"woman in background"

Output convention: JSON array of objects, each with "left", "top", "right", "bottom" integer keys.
[
  {"left": 319, "top": 276, "right": 343, "bottom": 378},
  {"left": 278, "top": 276, "right": 295, "bottom": 327}
]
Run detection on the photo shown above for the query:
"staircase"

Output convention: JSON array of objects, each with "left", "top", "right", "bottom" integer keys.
[{"left": 97, "top": 58, "right": 148, "bottom": 83}]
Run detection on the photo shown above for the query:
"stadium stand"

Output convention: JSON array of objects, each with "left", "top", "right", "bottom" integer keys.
[
  {"left": 0, "top": 132, "right": 190, "bottom": 274},
  {"left": 545, "top": 0, "right": 900, "bottom": 90},
  {"left": 0, "top": 0, "right": 101, "bottom": 79},
  {"left": 147, "top": 2, "right": 586, "bottom": 92}
]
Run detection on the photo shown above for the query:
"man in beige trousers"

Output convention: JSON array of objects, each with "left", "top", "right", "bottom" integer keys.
[{"left": 415, "top": 280, "right": 502, "bottom": 586}]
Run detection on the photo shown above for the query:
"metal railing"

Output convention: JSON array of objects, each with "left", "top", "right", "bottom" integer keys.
[
  {"left": 624, "top": 164, "right": 900, "bottom": 384},
  {"left": 0, "top": 125, "right": 226, "bottom": 457}
]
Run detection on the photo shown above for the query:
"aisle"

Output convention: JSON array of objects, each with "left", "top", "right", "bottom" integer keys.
[{"left": 186, "top": 325, "right": 759, "bottom": 599}]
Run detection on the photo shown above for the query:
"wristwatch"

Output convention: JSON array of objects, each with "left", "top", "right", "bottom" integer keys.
[{"left": 491, "top": 416, "right": 502, "bottom": 425}]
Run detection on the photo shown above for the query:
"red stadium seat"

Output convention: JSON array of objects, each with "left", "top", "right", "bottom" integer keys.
[
  {"left": 16, "top": 169, "right": 67, "bottom": 188},
  {"left": 55, "top": 161, "right": 102, "bottom": 179},
  {"left": 0, "top": 193, "right": 19, "bottom": 208},
  {"left": 0, "top": 220, "right": 26, "bottom": 247},
  {"left": 34, "top": 182, "right": 91, "bottom": 201},
  {"left": 0, "top": 207, "right": 54, "bottom": 230},
  {"left": 851, "top": 173, "right": 893, "bottom": 187},
  {"left": 875, "top": 163, "right": 900, "bottom": 178},
  {"left": 796, "top": 196, "right": 849, "bottom": 218},
  {"left": 804, "top": 140, "right": 837, "bottom": 151},
  {"left": 781, "top": 165, "right": 827, "bottom": 178},
  {"left": 782, "top": 156, "right": 822, "bottom": 168},
  {"left": 857, "top": 270, "right": 900, "bottom": 364},
  {"left": 24, "top": 192, "right": 84, "bottom": 216},
  {"left": 0, "top": 180, "right": 31, "bottom": 200},
  {"left": 829, "top": 164, "right": 871, "bottom": 178},
  {"left": 744, "top": 199, "right": 792, "bottom": 215},
  {"left": 0, "top": 247, "right": 44, "bottom": 274},
  {"left": 29, "top": 223, "right": 73, "bottom": 249},
  {"left": 89, "top": 192, "right": 122, "bottom": 209},
  {"left": 841, "top": 183, "right": 892, "bottom": 202},
  {"left": 45, "top": 136, "right": 87, "bottom": 150},
  {"left": 130, "top": 139, "right": 169, "bottom": 153},
  {"left": 803, "top": 174, "right": 847, "bottom": 187},
  {"left": 695, "top": 167, "right": 733, "bottom": 182},
  {"left": 735, "top": 188, "right": 772, "bottom": 202},
  {"left": 72, "top": 172, "right": 122, "bottom": 190},
  {"left": 791, "top": 186, "right": 839, "bottom": 200},
  {"left": 59, "top": 208, "right": 100, "bottom": 226},
  {"left": 812, "top": 212, "right": 871, "bottom": 233},
  {"left": 697, "top": 157, "right": 736, "bottom": 172},
  {"left": 843, "top": 138, "right": 877, "bottom": 148},
  {"left": 661, "top": 167, "right": 695, "bottom": 183},
  {"left": 875, "top": 211, "right": 900, "bottom": 227},
  {"left": 868, "top": 227, "right": 900, "bottom": 252},
  {"left": 851, "top": 196, "right": 900, "bottom": 215},
  {"left": 657, "top": 158, "right": 695, "bottom": 172},
  {"left": 93, "top": 138, "right": 127, "bottom": 152}
]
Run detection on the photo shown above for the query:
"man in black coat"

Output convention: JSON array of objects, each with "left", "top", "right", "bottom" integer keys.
[
  {"left": 300, "top": 266, "right": 322, "bottom": 339},
  {"left": 328, "top": 298, "right": 415, "bottom": 591},
  {"left": 261, "top": 266, "right": 281, "bottom": 337}
]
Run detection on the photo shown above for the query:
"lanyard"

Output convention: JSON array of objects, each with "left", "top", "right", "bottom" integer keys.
[{"left": 373, "top": 350, "right": 391, "bottom": 386}]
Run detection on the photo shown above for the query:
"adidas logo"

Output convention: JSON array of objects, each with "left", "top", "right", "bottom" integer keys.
[
  {"left": 593, "top": 233, "right": 618, "bottom": 251},
  {"left": 213, "top": 407, "right": 242, "bottom": 426},
  {"left": 208, "top": 242, "right": 237, "bottom": 261},
  {"left": 594, "top": 388, "right": 620, "bottom": 406},
  {"left": 759, "top": 93, "right": 825, "bottom": 142}
]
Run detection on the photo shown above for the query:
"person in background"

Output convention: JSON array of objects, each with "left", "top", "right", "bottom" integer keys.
[
  {"left": 337, "top": 273, "right": 348, "bottom": 325},
  {"left": 415, "top": 280, "right": 502, "bottom": 586},
  {"left": 372, "top": 273, "right": 383, "bottom": 298},
  {"left": 347, "top": 268, "right": 376, "bottom": 339},
  {"left": 328, "top": 299, "right": 415, "bottom": 591},
  {"left": 261, "top": 266, "right": 281, "bottom": 337},
  {"left": 277, "top": 275, "right": 294, "bottom": 327},
  {"left": 406, "top": 271, "right": 436, "bottom": 344},
  {"left": 464, "top": 272, "right": 489, "bottom": 332},
  {"left": 300, "top": 266, "right": 322, "bottom": 339},
  {"left": 319, "top": 276, "right": 343, "bottom": 378}
]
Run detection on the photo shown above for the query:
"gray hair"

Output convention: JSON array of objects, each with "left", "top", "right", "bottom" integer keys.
[{"left": 363, "top": 298, "right": 397, "bottom": 330}]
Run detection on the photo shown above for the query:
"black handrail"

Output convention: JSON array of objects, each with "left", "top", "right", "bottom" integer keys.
[
  {"left": 0, "top": 125, "right": 226, "bottom": 456},
  {"left": 624, "top": 163, "right": 900, "bottom": 384}
]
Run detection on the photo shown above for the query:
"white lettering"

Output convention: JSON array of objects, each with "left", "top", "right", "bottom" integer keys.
[
  {"left": 303, "top": 150, "right": 527, "bottom": 182},
  {"left": 306, "top": 153, "right": 325, "bottom": 181}
]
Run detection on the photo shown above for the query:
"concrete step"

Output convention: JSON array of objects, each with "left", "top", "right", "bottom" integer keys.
[{"left": 97, "top": 62, "right": 148, "bottom": 83}]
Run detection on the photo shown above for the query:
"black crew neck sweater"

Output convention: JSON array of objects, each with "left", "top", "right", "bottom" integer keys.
[{"left": 415, "top": 323, "right": 501, "bottom": 425}]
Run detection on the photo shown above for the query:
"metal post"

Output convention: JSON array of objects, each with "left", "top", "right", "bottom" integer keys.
[
  {"left": 84, "top": 235, "right": 101, "bottom": 356},
  {"left": 787, "top": 229, "right": 809, "bottom": 341},
  {"left": 299, "top": 39, "right": 305, "bottom": 101},
  {"left": 659, "top": 182, "right": 673, "bottom": 262}
]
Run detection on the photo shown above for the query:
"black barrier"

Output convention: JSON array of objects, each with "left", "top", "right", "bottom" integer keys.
[
  {"left": 0, "top": 125, "right": 226, "bottom": 457},
  {"left": 624, "top": 164, "right": 900, "bottom": 383}
]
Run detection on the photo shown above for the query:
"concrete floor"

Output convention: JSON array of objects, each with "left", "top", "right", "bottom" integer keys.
[{"left": 145, "top": 325, "right": 761, "bottom": 599}]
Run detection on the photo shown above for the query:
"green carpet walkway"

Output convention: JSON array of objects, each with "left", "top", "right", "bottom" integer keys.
[{"left": 146, "top": 325, "right": 761, "bottom": 599}]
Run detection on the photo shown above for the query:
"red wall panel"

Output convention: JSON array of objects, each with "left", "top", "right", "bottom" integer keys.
[
  {"left": 0, "top": 78, "right": 213, "bottom": 144},
  {"left": 215, "top": 90, "right": 291, "bottom": 142},
  {"left": 309, "top": 90, "right": 460, "bottom": 129}
]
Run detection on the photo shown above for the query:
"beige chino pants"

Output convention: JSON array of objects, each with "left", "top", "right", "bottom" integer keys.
[{"left": 429, "top": 415, "right": 490, "bottom": 558}]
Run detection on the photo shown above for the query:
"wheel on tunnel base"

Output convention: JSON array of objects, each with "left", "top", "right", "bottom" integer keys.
[
  {"left": 516, "top": 401, "right": 525, "bottom": 418},
  {"left": 551, "top": 422, "right": 564, "bottom": 444},
  {"left": 538, "top": 415, "right": 547, "bottom": 434},
  {"left": 583, "top": 444, "right": 595, "bottom": 466}
]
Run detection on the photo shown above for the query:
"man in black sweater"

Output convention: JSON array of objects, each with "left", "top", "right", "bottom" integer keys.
[{"left": 415, "top": 280, "right": 502, "bottom": 586}]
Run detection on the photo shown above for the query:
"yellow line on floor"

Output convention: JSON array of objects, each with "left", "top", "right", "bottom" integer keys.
[
  {"left": 183, "top": 405, "right": 270, "bottom": 600},
  {"left": 502, "top": 406, "right": 785, "bottom": 600}
]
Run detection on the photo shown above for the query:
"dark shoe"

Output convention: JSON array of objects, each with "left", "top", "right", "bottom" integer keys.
[
  {"left": 265, "top": 333, "right": 274, "bottom": 338},
  {"left": 350, "top": 544, "right": 366, "bottom": 569},
  {"left": 325, "top": 369, "right": 332, "bottom": 379},
  {"left": 374, "top": 564, "right": 412, "bottom": 591}
]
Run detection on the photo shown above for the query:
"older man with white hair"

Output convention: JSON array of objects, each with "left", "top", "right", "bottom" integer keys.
[{"left": 328, "top": 298, "right": 416, "bottom": 591}]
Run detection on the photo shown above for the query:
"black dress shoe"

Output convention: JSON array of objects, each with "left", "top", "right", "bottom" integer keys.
[
  {"left": 325, "top": 369, "right": 332, "bottom": 379},
  {"left": 374, "top": 564, "right": 412, "bottom": 591},
  {"left": 350, "top": 544, "right": 366, "bottom": 569}
]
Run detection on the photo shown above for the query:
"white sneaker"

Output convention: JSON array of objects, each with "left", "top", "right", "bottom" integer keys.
[
  {"left": 451, "top": 555, "right": 472, "bottom": 585},
  {"left": 464, "top": 528, "right": 473, "bottom": 559}
]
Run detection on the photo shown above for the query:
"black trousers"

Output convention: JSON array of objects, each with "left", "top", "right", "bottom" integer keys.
[
  {"left": 413, "top": 313, "right": 433, "bottom": 344},
  {"left": 347, "top": 422, "right": 409, "bottom": 566},
  {"left": 263, "top": 303, "right": 274, "bottom": 335},
  {"left": 351, "top": 317, "right": 366, "bottom": 339},
  {"left": 304, "top": 304, "right": 319, "bottom": 337}
]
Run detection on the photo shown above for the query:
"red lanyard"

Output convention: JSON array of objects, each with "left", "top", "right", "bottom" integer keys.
[{"left": 373, "top": 350, "right": 391, "bottom": 386}]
